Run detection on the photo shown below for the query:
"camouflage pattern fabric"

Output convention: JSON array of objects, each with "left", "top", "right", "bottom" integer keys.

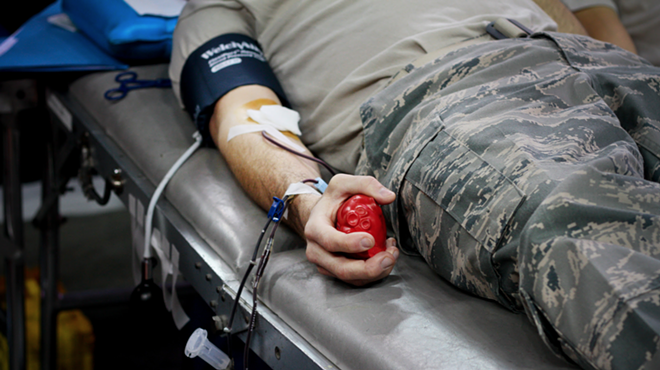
[{"left": 356, "top": 32, "right": 660, "bottom": 370}]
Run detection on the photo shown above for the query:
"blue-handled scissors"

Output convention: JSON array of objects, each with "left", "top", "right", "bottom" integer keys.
[{"left": 104, "top": 71, "right": 172, "bottom": 101}]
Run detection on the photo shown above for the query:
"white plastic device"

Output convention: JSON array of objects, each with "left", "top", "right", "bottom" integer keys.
[{"left": 185, "top": 328, "right": 231, "bottom": 369}]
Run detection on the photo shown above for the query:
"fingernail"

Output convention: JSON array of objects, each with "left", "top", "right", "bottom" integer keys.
[
  {"left": 379, "top": 188, "right": 394, "bottom": 197},
  {"left": 391, "top": 248, "right": 399, "bottom": 260},
  {"left": 360, "top": 238, "right": 373, "bottom": 250},
  {"left": 381, "top": 257, "right": 394, "bottom": 270}
]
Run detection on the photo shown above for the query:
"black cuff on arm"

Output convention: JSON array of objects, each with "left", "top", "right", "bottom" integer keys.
[{"left": 180, "top": 33, "right": 290, "bottom": 145}]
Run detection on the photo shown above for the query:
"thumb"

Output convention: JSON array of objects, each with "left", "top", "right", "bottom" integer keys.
[{"left": 327, "top": 174, "right": 395, "bottom": 205}]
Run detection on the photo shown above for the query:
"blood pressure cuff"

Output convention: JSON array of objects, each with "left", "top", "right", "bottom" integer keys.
[{"left": 180, "top": 33, "right": 290, "bottom": 145}]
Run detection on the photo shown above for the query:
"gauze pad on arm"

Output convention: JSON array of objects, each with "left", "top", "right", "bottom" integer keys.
[
  {"left": 246, "top": 105, "right": 301, "bottom": 136},
  {"left": 227, "top": 104, "right": 305, "bottom": 153}
]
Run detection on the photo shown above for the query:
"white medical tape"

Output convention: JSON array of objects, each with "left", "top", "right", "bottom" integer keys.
[
  {"left": 129, "top": 194, "right": 146, "bottom": 286},
  {"left": 129, "top": 194, "right": 136, "bottom": 218},
  {"left": 137, "top": 198, "right": 144, "bottom": 227},
  {"left": 150, "top": 228, "right": 170, "bottom": 307},
  {"left": 281, "top": 182, "right": 322, "bottom": 220},
  {"left": 284, "top": 182, "right": 321, "bottom": 197},
  {"left": 134, "top": 196, "right": 146, "bottom": 284},
  {"left": 169, "top": 246, "right": 190, "bottom": 329},
  {"left": 163, "top": 234, "right": 172, "bottom": 260},
  {"left": 246, "top": 105, "right": 302, "bottom": 136},
  {"left": 161, "top": 238, "right": 174, "bottom": 311},
  {"left": 227, "top": 125, "right": 306, "bottom": 153},
  {"left": 149, "top": 228, "right": 190, "bottom": 329}
]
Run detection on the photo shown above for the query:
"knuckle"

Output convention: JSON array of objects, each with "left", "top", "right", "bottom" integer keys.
[
  {"left": 327, "top": 174, "right": 348, "bottom": 191},
  {"left": 304, "top": 221, "right": 324, "bottom": 244},
  {"left": 303, "top": 226, "right": 314, "bottom": 241},
  {"left": 364, "top": 176, "right": 382, "bottom": 192},
  {"left": 334, "top": 265, "right": 351, "bottom": 281},
  {"left": 305, "top": 245, "right": 318, "bottom": 263},
  {"left": 365, "top": 263, "right": 383, "bottom": 279},
  {"left": 364, "top": 175, "right": 379, "bottom": 186}
]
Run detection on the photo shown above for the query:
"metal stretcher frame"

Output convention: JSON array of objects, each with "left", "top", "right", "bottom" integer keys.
[
  {"left": 43, "top": 87, "right": 336, "bottom": 370},
  {"left": 1, "top": 92, "right": 27, "bottom": 370},
  {"left": 32, "top": 65, "right": 579, "bottom": 370}
]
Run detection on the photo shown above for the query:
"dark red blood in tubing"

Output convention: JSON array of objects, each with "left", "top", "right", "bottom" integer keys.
[{"left": 336, "top": 195, "right": 387, "bottom": 259}]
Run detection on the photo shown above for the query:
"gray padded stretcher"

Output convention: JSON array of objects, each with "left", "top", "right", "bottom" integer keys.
[{"left": 59, "top": 64, "right": 578, "bottom": 370}]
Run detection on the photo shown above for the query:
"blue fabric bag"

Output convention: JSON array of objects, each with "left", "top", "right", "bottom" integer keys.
[
  {"left": 62, "top": 0, "right": 177, "bottom": 60},
  {"left": 0, "top": 1, "right": 127, "bottom": 72}
]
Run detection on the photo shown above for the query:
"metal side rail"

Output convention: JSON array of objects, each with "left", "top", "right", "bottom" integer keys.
[
  {"left": 1, "top": 92, "right": 26, "bottom": 370},
  {"left": 45, "top": 89, "right": 336, "bottom": 370}
]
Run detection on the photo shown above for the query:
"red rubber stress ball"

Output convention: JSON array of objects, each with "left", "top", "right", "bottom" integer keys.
[{"left": 335, "top": 194, "right": 387, "bottom": 259}]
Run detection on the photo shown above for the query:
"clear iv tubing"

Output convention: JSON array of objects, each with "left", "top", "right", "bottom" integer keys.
[{"left": 143, "top": 131, "right": 203, "bottom": 259}]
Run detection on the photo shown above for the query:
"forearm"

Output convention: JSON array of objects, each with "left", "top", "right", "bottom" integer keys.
[
  {"left": 532, "top": 0, "right": 587, "bottom": 35},
  {"left": 210, "top": 85, "right": 321, "bottom": 235},
  {"left": 209, "top": 86, "right": 399, "bottom": 285},
  {"left": 573, "top": 6, "right": 637, "bottom": 53}
]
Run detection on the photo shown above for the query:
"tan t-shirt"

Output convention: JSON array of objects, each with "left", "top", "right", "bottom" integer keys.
[
  {"left": 562, "top": 0, "right": 660, "bottom": 66},
  {"left": 170, "top": 0, "right": 556, "bottom": 173}
]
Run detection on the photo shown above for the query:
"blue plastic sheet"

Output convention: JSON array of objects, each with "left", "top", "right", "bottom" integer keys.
[{"left": 0, "top": 1, "right": 128, "bottom": 73}]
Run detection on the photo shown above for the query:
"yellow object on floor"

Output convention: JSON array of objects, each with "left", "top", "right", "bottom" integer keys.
[
  {"left": 0, "top": 333, "right": 7, "bottom": 370},
  {"left": 0, "top": 269, "right": 94, "bottom": 370}
]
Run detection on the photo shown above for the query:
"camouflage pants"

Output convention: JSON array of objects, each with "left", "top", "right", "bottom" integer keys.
[{"left": 356, "top": 32, "right": 660, "bottom": 370}]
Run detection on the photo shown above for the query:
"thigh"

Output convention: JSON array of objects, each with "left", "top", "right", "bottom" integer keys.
[
  {"left": 358, "top": 32, "right": 655, "bottom": 302},
  {"left": 358, "top": 32, "right": 660, "bottom": 368},
  {"left": 548, "top": 32, "right": 660, "bottom": 181},
  {"left": 518, "top": 166, "right": 660, "bottom": 370}
]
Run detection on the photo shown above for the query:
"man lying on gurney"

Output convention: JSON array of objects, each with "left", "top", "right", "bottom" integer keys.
[{"left": 169, "top": 0, "right": 660, "bottom": 369}]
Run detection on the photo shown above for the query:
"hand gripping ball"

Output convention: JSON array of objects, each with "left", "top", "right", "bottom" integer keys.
[{"left": 336, "top": 195, "right": 387, "bottom": 259}]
